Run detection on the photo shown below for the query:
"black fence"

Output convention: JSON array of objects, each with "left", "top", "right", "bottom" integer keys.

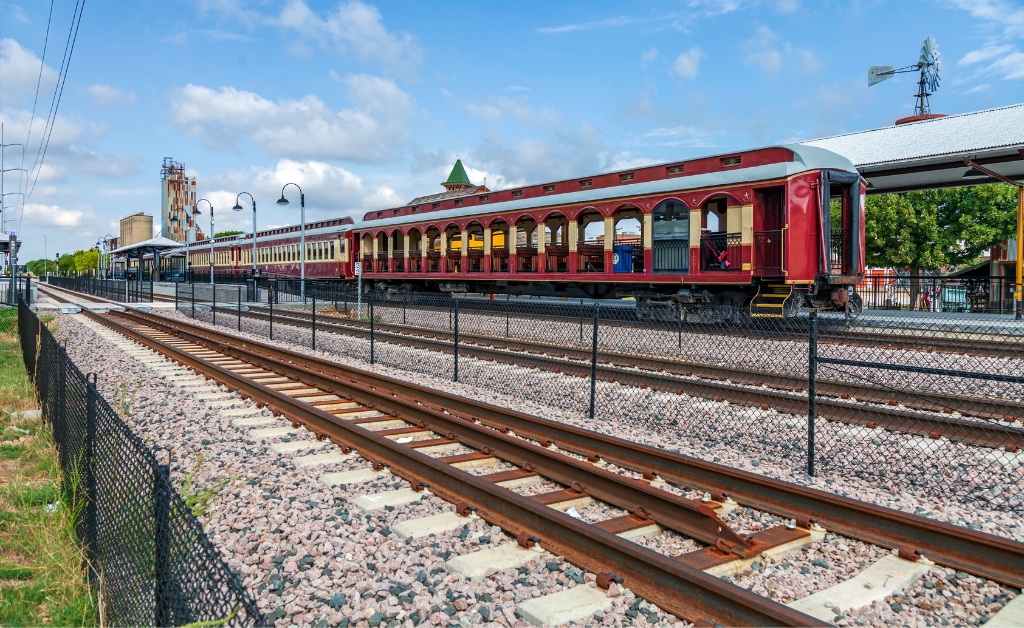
[
  {"left": 174, "top": 283, "right": 1024, "bottom": 514},
  {"left": 16, "top": 298, "right": 263, "bottom": 626},
  {"left": 48, "top": 276, "right": 153, "bottom": 303},
  {"left": 858, "top": 274, "right": 1018, "bottom": 314}
]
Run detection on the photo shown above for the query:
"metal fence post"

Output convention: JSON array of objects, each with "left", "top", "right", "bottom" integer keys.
[
  {"left": 269, "top": 292, "right": 274, "bottom": 341},
  {"left": 403, "top": 294, "right": 407, "bottom": 326},
  {"left": 370, "top": 293, "right": 376, "bottom": 364},
  {"left": 237, "top": 287, "right": 242, "bottom": 332},
  {"left": 589, "top": 307, "right": 599, "bottom": 419},
  {"left": 453, "top": 298, "right": 459, "bottom": 382},
  {"left": 311, "top": 296, "right": 317, "bottom": 351},
  {"left": 191, "top": 285, "right": 195, "bottom": 319},
  {"left": 85, "top": 373, "right": 98, "bottom": 551},
  {"left": 175, "top": 282, "right": 178, "bottom": 310},
  {"left": 506, "top": 294, "right": 510, "bottom": 338},
  {"left": 154, "top": 461, "right": 172, "bottom": 627},
  {"left": 212, "top": 285, "right": 217, "bottom": 327},
  {"left": 807, "top": 309, "right": 818, "bottom": 477},
  {"left": 579, "top": 299, "right": 584, "bottom": 346}
]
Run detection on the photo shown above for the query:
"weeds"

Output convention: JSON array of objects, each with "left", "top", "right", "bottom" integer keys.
[
  {"left": 0, "top": 328, "right": 96, "bottom": 626},
  {"left": 114, "top": 375, "right": 141, "bottom": 422},
  {"left": 179, "top": 453, "right": 238, "bottom": 518}
]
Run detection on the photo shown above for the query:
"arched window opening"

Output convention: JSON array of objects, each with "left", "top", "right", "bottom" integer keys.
[{"left": 652, "top": 199, "right": 690, "bottom": 274}]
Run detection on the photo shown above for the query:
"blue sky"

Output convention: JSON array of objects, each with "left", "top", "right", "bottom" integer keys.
[{"left": 2, "top": 0, "right": 1024, "bottom": 261}]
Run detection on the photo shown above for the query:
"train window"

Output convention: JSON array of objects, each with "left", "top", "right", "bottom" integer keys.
[
  {"left": 621, "top": 173, "right": 635, "bottom": 182},
  {"left": 455, "top": 199, "right": 463, "bottom": 206},
  {"left": 667, "top": 165, "right": 684, "bottom": 175},
  {"left": 412, "top": 206, "right": 418, "bottom": 213},
  {"left": 579, "top": 179, "right": 592, "bottom": 188},
  {"left": 721, "top": 156, "right": 741, "bottom": 167},
  {"left": 433, "top": 203, "right": 440, "bottom": 209},
  {"left": 544, "top": 185, "right": 555, "bottom": 193},
  {"left": 377, "top": 212, "right": 383, "bottom": 218},
  {"left": 513, "top": 190, "right": 523, "bottom": 197},
  {"left": 331, "top": 241, "right": 336, "bottom": 259},
  {"left": 480, "top": 195, "right": 489, "bottom": 202}
]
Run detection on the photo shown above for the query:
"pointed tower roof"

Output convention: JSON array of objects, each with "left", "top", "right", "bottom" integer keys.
[{"left": 444, "top": 159, "right": 473, "bottom": 186}]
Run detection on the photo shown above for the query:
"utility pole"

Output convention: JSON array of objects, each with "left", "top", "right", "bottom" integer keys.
[{"left": 44, "top": 235, "right": 47, "bottom": 276}]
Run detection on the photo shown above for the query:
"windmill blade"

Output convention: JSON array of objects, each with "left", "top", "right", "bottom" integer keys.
[
  {"left": 868, "top": 65, "right": 895, "bottom": 87},
  {"left": 920, "top": 36, "right": 939, "bottom": 65}
]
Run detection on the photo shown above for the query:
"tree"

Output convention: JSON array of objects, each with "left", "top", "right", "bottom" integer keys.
[
  {"left": 57, "top": 253, "right": 77, "bottom": 276},
  {"left": 73, "top": 249, "right": 99, "bottom": 275},
  {"left": 214, "top": 230, "right": 245, "bottom": 238},
  {"left": 865, "top": 183, "right": 1018, "bottom": 307},
  {"left": 25, "top": 259, "right": 49, "bottom": 276}
]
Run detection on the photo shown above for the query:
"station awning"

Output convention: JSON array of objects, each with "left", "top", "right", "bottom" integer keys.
[
  {"left": 111, "top": 236, "right": 184, "bottom": 255},
  {"left": 799, "top": 103, "right": 1024, "bottom": 194}
]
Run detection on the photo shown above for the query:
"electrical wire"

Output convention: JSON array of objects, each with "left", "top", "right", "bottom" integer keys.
[{"left": 21, "top": 0, "right": 86, "bottom": 231}]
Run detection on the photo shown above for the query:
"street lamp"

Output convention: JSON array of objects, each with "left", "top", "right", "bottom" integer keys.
[
  {"left": 277, "top": 183, "right": 305, "bottom": 299},
  {"left": 963, "top": 157, "right": 1024, "bottom": 320},
  {"left": 232, "top": 192, "right": 257, "bottom": 278},
  {"left": 194, "top": 199, "right": 214, "bottom": 284}
]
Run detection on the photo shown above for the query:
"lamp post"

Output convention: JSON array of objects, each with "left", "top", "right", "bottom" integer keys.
[
  {"left": 194, "top": 199, "right": 214, "bottom": 284},
  {"left": 276, "top": 183, "right": 305, "bottom": 299},
  {"left": 963, "top": 157, "right": 1024, "bottom": 320},
  {"left": 233, "top": 192, "right": 257, "bottom": 278}
]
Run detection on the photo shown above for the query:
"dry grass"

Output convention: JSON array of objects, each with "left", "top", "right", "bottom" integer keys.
[{"left": 0, "top": 326, "right": 97, "bottom": 626}]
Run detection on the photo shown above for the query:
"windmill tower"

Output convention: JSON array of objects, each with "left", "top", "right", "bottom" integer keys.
[{"left": 868, "top": 36, "right": 945, "bottom": 125}]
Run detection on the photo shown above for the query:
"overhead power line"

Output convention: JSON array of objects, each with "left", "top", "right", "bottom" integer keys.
[{"left": 21, "top": 0, "right": 86, "bottom": 232}]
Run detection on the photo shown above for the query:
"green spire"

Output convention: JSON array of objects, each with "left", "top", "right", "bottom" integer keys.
[{"left": 444, "top": 159, "right": 472, "bottom": 186}]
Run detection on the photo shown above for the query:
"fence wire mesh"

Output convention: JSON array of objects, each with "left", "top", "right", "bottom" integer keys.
[
  {"left": 147, "top": 280, "right": 1024, "bottom": 514},
  {"left": 17, "top": 298, "right": 263, "bottom": 626}
]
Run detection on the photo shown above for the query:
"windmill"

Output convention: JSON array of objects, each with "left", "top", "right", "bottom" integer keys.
[{"left": 869, "top": 36, "right": 943, "bottom": 124}]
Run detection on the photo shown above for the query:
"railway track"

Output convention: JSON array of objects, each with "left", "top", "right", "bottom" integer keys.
[
  {"left": 74, "top": 305, "right": 1024, "bottom": 626},
  {"left": 208, "top": 302, "right": 1024, "bottom": 451},
  {"left": 37, "top": 284, "right": 1024, "bottom": 449}
]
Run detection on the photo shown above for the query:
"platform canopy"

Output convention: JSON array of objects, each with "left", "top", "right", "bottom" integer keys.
[
  {"left": 799, "top": 103, "right": 1024, "bottom": 194},
  {"left": 111, "top": 236, "right": 183, "bottom": 256}
]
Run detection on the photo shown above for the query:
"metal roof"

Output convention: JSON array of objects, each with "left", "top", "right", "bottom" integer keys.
[
  {"left": 111, "top": 236, "right": 184, "bottom": 254},
  {"left": 349, "top": 144, "right": 855, "bottom": 231},
  {"left": 799, "top": 103, "right": 1024, "bottom": 193}
]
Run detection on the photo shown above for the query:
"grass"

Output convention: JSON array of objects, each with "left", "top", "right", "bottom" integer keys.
[{"left": 0, "top": 324, "right": 97, "bottom": 626}]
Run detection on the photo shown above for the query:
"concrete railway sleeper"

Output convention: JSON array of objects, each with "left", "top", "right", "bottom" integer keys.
[
  {"left": 83, "top": 308, "right": 829, "bottom": 627},
  {"left": 88, "top": 307, "right": 1024, "bottom": 595},
  {"left": 212, "top": 303, "right": 1023, "bottom": 451}
]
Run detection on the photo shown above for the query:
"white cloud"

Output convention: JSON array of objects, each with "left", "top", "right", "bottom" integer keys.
[
  {"left": 276, "top": 0, "right": 422, "bottom": 73},
  {"left": 641, "top": 47, "right": 659, "bottom": 68},
  {"left": 465, "top": 96, "right": 558, "bottom": 126},
  {"left": 774, "top": 0, "right": 800, "bottom": 13},
  {"left": 87, "top": 84, "right": 137, "bottom": 107},
  {"left": 951, "top": 1, "right": 1024, "bottom": 81},
  {"left": 21, "top": 203, "right": 85, "bottom": 228},
  {"left": 168, "top": 74, "right": 415, "bottom": 162},
  {"left": 742, "top": 25, "right": 818, "bottom": 80},
  {"left": 0, "top": 39, "right": 58, "bottom": 106},
  {"left": 672, "top": 48, "right": 703, "bottom": 79}
]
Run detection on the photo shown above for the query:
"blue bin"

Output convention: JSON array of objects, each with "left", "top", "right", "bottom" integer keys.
[{"left": 613, "top": 244, "right": 633, "bottom": 272}]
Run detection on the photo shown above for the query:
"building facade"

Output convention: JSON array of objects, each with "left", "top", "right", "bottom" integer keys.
[
  {"left": 119, "top": 213, "right": 153, "bottom": 248},
  {"left": 160, "top": 157, "right": 198, "bottom": 243}
]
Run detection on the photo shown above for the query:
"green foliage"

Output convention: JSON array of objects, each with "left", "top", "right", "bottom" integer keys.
[
  {"left": 865, "top": 184, "right": 1018, "bottom": 272},
  {"left": 214, "top": 230, "right": 245, "bottom": 238},
  {"left": 25, "top": 259, "right": 51, "bottom": 276},
  {"left": 179, "top": 453, "right": 237, "bottom": 518}
]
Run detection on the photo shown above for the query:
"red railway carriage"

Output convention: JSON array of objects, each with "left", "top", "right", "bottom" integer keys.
[
  {"left": 348, "top": 145, "right": 866, "bottom": 317},
  {"left": 190, "top": 144, "right": 864, "bottom": 318}
]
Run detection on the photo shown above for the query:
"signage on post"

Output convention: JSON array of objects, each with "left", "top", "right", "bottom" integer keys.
[{"left": 354, "top": 262, "right": 362, "bottom": 276}]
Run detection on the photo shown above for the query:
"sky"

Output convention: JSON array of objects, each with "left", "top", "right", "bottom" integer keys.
[{"left": 3, "top": 0, "right": 1024, "bottom": 262}]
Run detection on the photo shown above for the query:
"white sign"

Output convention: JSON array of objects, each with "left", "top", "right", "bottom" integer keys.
[{"left": 354, "top": 262, "right": 362, "bottom": 276}]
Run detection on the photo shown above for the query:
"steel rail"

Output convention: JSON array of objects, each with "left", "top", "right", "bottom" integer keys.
[
  {"left": 214, "top": 304, "right": 1024, "bottom": 449},
  {"left": 106, "top": 308, "right": 1024, "bottom": 589},
  {"left": 84, "top": 309, "right": 824, "bottom": 627},
  {"left": 250, "top": 305, "right": 1024, "bottom": 420}
]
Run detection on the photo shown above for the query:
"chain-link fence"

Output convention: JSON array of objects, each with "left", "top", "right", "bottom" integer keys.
[
  {"left": 172, "top": 282, "right": 1024, "bottom": 512},
  {"left": 17, "top": 298, "right": 263, "bottom": 626},
  {"left": 47, "top": 276, "right": 151, "bottom": 302}
]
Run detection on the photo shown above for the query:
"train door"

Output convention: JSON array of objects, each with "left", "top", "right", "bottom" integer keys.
[
  {"left": 819, "top": 170, "right": 863, "bottom": 280},
  {"left": 753, "top": 187, "right": 784, "bottom": 276}
]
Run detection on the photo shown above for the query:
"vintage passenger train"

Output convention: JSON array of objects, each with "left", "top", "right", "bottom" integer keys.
[{"left": 184, "top": 145, "right": 866, "bottom": 318}]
